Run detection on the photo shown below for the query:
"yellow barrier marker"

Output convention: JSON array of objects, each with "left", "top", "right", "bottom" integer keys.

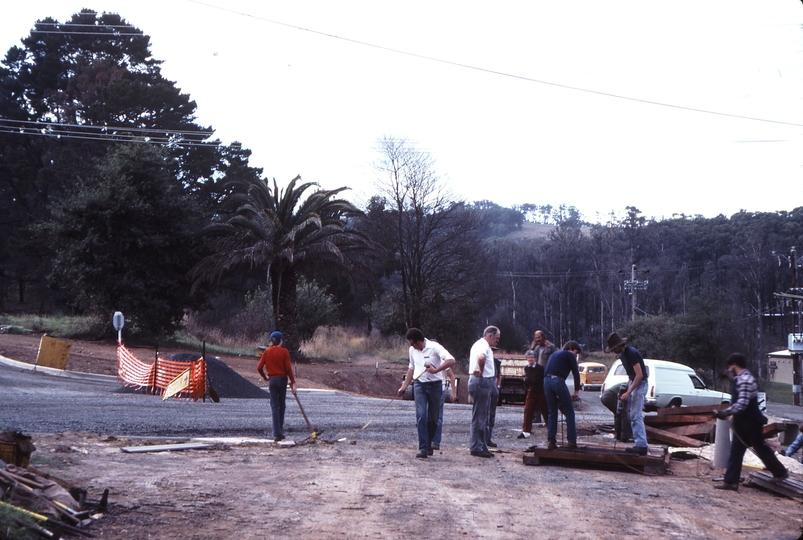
[
  {"left": 164, "top": 368, "right": 191, "bottom": 400},
  {"left": 35, "top": 336, "right": 71, "bottom": 370}
]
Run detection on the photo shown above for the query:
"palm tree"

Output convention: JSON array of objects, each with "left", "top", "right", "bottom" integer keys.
[{"left": 191, "top": 175, "right": 369, "bottom": 356}]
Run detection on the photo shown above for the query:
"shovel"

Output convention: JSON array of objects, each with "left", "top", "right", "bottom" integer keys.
[{"left": 294, "top": 393, "right": 317, "bottom": 439}]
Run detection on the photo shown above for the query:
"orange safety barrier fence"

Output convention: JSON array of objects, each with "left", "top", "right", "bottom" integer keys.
[{"left": 117, "top": 344, "right": 207, "bottom": 401}]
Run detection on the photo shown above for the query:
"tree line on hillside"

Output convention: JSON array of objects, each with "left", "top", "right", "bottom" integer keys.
[{"left": 1, "top": 10, "right": 801, "bottom": 381}]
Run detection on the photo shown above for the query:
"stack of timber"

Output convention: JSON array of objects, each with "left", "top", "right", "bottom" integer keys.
[
  {"left": 644, "top": 405, "right": 796, "bottom": 448},
  {"left": 523, "top": 442, "right": 669, "bottom": 475},
  {"left": 643, "top": 405, "right": 723, "bottom": 447},
  {"left": 747, "top": 470, "right": 803, "bottom": 501}
]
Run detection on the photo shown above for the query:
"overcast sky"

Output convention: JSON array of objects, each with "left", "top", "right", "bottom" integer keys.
[{"left": 2, "top": 1, "right": 803, "bottom": 222}]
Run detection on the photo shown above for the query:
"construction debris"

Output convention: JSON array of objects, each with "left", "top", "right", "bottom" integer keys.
[
  {"left": 644, "top": 405, "right": 720, "bottom": 444},
  {"left": 121, "top": 442, "right": 214, "bottom": 453},
  {"left": 0, "top": 458, "right": 103, "bottom": 538}
]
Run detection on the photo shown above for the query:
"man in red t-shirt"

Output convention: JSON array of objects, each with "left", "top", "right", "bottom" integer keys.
[{"left": 257, "top": 331, "right": 297, "bottom": 441}]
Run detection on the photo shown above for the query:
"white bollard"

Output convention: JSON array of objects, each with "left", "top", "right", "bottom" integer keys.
[{"left": 713, "top": 418, "right": 731, "bottom": 468}]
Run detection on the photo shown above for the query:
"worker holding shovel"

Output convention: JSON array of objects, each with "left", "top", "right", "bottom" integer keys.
[
  {"left": 257, "top": 331, "right": 297, "bottom": 442},
  {"left": 398, "top": 328, "right": 455, "bottom": 459}
]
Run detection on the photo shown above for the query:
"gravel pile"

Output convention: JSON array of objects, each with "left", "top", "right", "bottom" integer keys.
[
  {"left": 165, "top": 353, "right": 268, "bottom": 399},
  {"left": 115, "top": 353, "right": 267, "bottom": 399}
]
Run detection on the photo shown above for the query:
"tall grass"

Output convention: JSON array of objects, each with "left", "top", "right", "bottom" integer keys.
[
  {"left": 300, "top": 326, "right": 408, "bottom": 363},
  {"left": 170, "top": 330, "right": 258, "bottom": 357},
  {"left": 0, "top": 314, "right": 95, "bottom": 337}
]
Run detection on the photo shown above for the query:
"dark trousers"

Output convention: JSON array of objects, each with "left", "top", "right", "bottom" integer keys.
[
  {"left": 522, "top": 386, "right": 549, "bottom": 433},
  {"left": 724, "top": 420, "right": 787, "bottom": 484},
  {"left": 268, "top": 376, "right": 288, "bottom": 439}
]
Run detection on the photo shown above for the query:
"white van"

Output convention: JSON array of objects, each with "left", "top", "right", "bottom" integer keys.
[{"left": 600, "top": 358, "right": 731, "bottom": 411}]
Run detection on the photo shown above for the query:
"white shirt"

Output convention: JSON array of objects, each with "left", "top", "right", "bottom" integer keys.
[
  {"left": 408, "top": 339, "right": 455, "bottom": 383},
  {"left": 469, "top": 337, "right": 495, "bottom": 378}
]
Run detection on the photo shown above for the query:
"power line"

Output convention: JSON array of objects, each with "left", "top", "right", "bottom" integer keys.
[
  {"left": 32, "top": 22, "right": 137, "bottom": 29},
  {"left": 0, "top": 119, "right": 220, "bottom": 148},
  {"left": 0, "top": 118, "right": 213, "bottom": 137},
  {"left": 30, "top": 31, "right": 145, "bottom": 36},
  {"left": 187, "top": 0, "right": 803, "bottom": 129}
]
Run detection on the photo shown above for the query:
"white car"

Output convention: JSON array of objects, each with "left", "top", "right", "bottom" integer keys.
[{"left": 600, "top": 358, "right": 731, "bottom": 411}]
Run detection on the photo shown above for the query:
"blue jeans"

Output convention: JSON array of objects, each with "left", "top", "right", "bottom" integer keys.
[
  {"left": 469, "top": 375, "right": 493, "bottom": 453},
  {"left": 544, "top": 375, "right": 576, "bottom": 443},
  {"left": 414, "top": 380, "right": 442, "bottom": 453},
  {"left": 626, "top": 379, "right": 648, "bottom": 448},
  {"left": 268, "top": 376, "right": 288, "bottom": 439},
  {"left": 786, "top": 432, "right": 803, "bottom": 458},
  {"left": 433, "top": 385, "right": 447, "bottom": 447}
]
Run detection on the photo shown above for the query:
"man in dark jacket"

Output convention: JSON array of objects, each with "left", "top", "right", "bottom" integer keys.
[
  {"left": 713, "top": 353, "right": 787, "bottom": 490},
  {"left": 543, "top": 341, "right": 582, "bottom": 450}
]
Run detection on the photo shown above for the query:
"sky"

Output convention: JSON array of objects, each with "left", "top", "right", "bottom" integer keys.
[{"left": 2, "top": 1, "right": 803, "bottom": 222}]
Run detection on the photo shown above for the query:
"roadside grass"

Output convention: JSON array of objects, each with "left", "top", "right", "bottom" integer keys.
[
  {"left": 300, "top": 326, "right": 408, "bottom": 363},
  {"left": 0, "top": 314, "right": 411, "bottom": 364},
  {"left": 169, "top": 331, "right": 257, "bottom": 358},
  {"left": 0, "top": 314, "right": 95, "bottom": 337},
  {"left": 761, "top": 380, "right": 795, "bottom": 406}
]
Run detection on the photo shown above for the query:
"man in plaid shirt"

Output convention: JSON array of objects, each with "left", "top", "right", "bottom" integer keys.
[{"left": 713, "top": 353, "right": 787, "bottom": 491}]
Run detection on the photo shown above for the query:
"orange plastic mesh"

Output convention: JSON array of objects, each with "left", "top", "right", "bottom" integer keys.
[{"left": 117, "top": 344, "right": 207, "bottom": 401}]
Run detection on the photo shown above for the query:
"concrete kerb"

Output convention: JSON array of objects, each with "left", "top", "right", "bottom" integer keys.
[{"left": 0, "top": 354, "right": 117, "bottom": 382}]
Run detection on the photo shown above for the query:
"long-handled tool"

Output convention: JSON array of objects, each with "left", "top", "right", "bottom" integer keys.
[
  {"left": 339, "top": 367, "right": 427, "bottom": 442},
  {"left": 294, "top": 393, "right": 317, "bottom": 439}
]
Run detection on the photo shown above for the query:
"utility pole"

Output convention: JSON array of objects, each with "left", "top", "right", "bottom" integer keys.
[
  {"left": 623, "top": 264, "right": 649, "bottom": 322},
  {"left": 773, "top": 246, "right": 803, "bottom": 406}
]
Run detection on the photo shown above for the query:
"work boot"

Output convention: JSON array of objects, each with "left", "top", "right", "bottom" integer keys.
[
  {"left": 625, "top": 446, "right": 648, "bottom": 456},
  {"left": 487, "top": 441, "right": 497, "bottom": 448},
  {"left": 416, "top": 451, "right": 428, "bottom": 459},
  {"left": 566, "top": 441, "right": 578, "bottom": 449},
  {"left": 713, "top": 482, "right": 738, "bottom": 491},
  {"left": 770, "top": 470, "right": 789, "bottom": 483},
  {"left": 427, "top": 447, "right": 434, "bottom": 456},
  {"left": 547, "top": 439, "right": 557, "bottom": 450}
]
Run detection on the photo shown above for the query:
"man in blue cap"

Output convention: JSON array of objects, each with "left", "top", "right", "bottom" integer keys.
[{"left": 257, "top": 331, "right": 297, "bottom": 441}]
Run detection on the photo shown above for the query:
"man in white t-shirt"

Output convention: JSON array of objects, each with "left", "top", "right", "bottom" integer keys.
[
  {"left": 468, "top": 325, "right": 500, "bottom": 458},
  {"left": 398, "top": 328, "right": 455, "bottom": 459}
]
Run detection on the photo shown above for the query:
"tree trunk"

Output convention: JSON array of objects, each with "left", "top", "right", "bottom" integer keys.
[{"left": 271, "top": 267, "right": 301, "bottom": 358}]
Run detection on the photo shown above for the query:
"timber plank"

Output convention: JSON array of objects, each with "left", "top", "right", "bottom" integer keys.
[
  {"left": 523, "top": 444, "right": 667, "bottom": 475},
  {"left": 121, "top": 442, "right": 213, "bottom": 453},
  {"left": 747, "top": 470, "right": 803, "bottom": 501},
  {"left": 644, "top": 414, "right": 715, "bottom": 426},
  {"left": 645, "top": 425, "right": 705, "bottom": 448},
  {"left": 663, "top": 422, "right": 716, "bottom": 439},
  {"left": 763, "top": 422, "right": 788, "bottom": 438},
  {"left": 655, "top": 404, "right": 725, "bottom": 416}
]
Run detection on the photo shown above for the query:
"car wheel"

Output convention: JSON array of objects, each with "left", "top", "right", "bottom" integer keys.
[{"left": 668, "top": 398, "right": 682, "bottom": 408}]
